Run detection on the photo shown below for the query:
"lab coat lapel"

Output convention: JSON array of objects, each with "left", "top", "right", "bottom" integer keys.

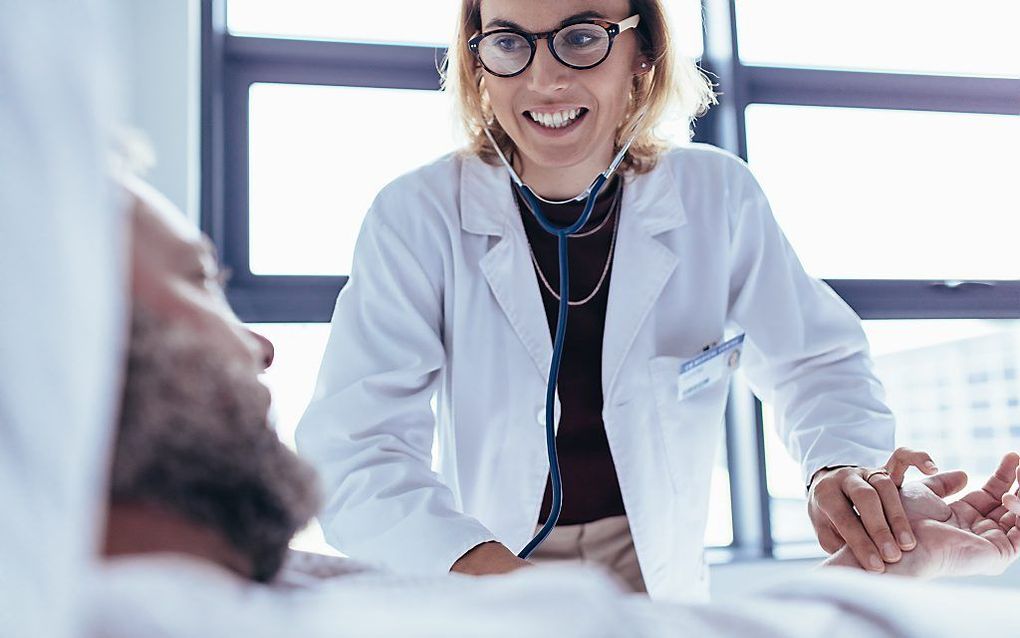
[
  {"left": 603, "top": 161, "right": 688, "bottom": 398},
  {"left": 461, "top": 156, "right": 553, "bottom": 381}
]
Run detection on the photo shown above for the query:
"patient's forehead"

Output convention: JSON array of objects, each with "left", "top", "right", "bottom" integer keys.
[{"left": 126, "top": 176, "right": 216, "bottom": 275}]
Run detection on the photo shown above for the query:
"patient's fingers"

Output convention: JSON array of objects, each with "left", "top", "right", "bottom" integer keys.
[
  {"left": 972, "top": 518, "right": 1002, "bottom": 537},
  {"left": 920, "top": 470, "right": 969, "bottom": 499},
  {"left": 963, "top": 453, "right": 1020, "bottom": 516},
  {"left": 885, "top": 447, "right": 938, "bottom": 485},
  {"left": 987, "top": 505, "right": 1009, "bottom": 524},
  {"left": 868, "top": 472, "right": 916, "bottom": 550},
  {"left": 1003, "top": 492, "right": 1020, "bottom": 516},
  {"left": 1006, "top": 501, "right": 1020, "bottom": 553},
  {"left": 1008, "top": 526, "right": 1020, "bottom": 554}
]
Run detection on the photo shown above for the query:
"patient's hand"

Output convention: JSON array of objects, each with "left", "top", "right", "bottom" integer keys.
[
  {"left": 1000, "top": 465, "right": 1020, "bottom": 518},
  {"left": 824, "top": 453, "right": 1020, "bottom": 579}
]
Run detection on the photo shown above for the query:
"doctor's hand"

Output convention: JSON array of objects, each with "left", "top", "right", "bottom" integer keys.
[
  {"left": 808, "top": 447, "right": 939, "bottom": 573},
  {"left": 450, "top": 541, "right": 531, "bottom": 576}
]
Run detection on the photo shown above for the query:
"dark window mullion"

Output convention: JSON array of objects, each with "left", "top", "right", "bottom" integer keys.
[
  {"left": 225, "top": 35, "right": 445, "bottom": 90},
  {"left": 829, "top": 280, "right": 1020, "bottom": 320},
  {"left": 743, "top": 66, "right": 1020, "bottom": 115}
]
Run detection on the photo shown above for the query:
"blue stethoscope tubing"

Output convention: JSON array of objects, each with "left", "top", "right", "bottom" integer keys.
[
  {"left": 513, "top": 176, "right": 609, "bottom": 559},
  {"left": 483, "top": 122, "right": 640, "bottom": 559}
]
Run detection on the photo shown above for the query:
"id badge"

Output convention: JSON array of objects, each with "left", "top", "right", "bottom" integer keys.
[{"left": 677, "top": 334, "right": 745, "bottom": 400}]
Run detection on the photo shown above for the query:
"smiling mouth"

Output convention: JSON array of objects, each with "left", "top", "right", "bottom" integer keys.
[{"left": 524, "top": 107, "right": 589, "bottom": 130}]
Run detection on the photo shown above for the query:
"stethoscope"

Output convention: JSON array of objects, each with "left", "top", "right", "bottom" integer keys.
[{"left": 483, "top": 119, "right": 643, "bottom": 558}]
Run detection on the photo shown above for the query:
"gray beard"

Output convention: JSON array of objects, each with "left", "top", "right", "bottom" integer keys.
[{"left": 109, "top": 307, "right": 321, "bottom": 582}]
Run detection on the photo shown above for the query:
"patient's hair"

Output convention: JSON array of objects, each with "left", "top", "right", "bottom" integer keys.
[{"left": 109, "top": 307, "right": 321, "bottom": 582}]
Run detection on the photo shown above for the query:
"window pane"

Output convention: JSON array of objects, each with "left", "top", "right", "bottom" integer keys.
[
  {"left": 227, "top": 0, "right": 704, "bottom": 57},
  {"left": 248, "top": 83, "right": 459, "bottom": 276},
  {"left": 228, "top": 0, "right": 459, "bottom": 45},
  {"left": 667, "top": 0, "right": 706, "bottom": 60},
  {"left": 745, "top": 105, "right": 1020, "bottom": 280},
  {"left": 736, "top": 0, "right": 1020, "bottom": 77},
  {"left": 765, "top": 319, "right": 1020, "bottom": 545},
  {"left": 251, "top": 323, "right": 336, "bottom": 554}
]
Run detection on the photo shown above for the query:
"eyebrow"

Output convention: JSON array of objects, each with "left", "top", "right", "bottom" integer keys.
[
  {"left": 484, "top": 10, "right": 607, "bottom": 32},
  {"left": 200, "top": 237, "right": 220, "bottom": 265},
  {"left": 180, "top": 238, "right": 219, "bottom": 276}
]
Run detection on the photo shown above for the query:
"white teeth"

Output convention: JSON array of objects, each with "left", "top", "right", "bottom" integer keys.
[{"left": 528, "top": 108, "right": 584, "bottom": 129}]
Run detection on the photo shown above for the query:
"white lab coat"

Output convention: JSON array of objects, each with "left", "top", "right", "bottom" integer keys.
[
  {"left": 297, "top": 144, "right": 895, "bottom": 602},
  {"left": 0, "top": 2, "right": 123, "bottom": 636}
]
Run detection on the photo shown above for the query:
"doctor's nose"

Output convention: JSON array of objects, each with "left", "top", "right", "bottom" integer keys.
[{"left": 526, "top": 41, "right": 570, "bottom": 94}]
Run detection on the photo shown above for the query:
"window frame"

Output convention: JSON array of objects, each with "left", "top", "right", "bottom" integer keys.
[
  {"left": 202, "top": 0, "right": 1020, "bottom": 560},
  {"left": 700, "top": 0, "right": 1020, "bottom": 558}
]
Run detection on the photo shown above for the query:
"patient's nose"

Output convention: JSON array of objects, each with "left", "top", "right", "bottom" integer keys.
[{"left": 248, "top": 329, "right": 275, "bottom": 370}]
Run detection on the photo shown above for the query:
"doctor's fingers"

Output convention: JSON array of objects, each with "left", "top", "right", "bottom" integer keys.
[
  {"left": 811, "top": 516, "right": 846, "bottom": 554},
  {"left": 842, "top": 474, "right": 904, "bottom": 564},
  {"left": 884, "top": 447, "right": 938, "bottom": 486},
  {"left": 865, "top": 472, "right": 916, "bottom": 550},
  {"left": 820, "top": 487, "right": 887, "bottom": 572}
]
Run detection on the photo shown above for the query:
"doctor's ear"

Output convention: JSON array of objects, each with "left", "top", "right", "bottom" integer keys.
[{"left": 633, "top": 56, "right": 653, "bottom": 76}]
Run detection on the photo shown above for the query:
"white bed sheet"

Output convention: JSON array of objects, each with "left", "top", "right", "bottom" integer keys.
[{"left": 89, "top": 553, "right": 1020, "bottom": 638}]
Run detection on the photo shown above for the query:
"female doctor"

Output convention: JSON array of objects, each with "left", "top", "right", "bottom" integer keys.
[{"left": 297, "top": 0, "right": 937, "bottom": 601}]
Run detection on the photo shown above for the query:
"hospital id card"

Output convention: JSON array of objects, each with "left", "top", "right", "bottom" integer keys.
[{"left": 677, "top": 334, "right": 745, "bottom": 400}]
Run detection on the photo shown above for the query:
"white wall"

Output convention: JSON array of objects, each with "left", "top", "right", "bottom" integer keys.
[{"left": 111, "top": 0, "right": 200, "bottom": 223}]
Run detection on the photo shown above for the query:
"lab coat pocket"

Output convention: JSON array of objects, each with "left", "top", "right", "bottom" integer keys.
[{"left": 648, "top": 354, "right": 732, "bottom": 495}]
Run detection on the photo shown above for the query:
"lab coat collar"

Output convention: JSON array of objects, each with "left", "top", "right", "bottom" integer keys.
[
  {"left": 458, "top": 151, "right": 688, "bottom": 237},
  {"left": 623, "top": 153, "right": 688, "bottom": 236},
  {"left": 460, "top": 153, "right": 515, "bottom": 236}
]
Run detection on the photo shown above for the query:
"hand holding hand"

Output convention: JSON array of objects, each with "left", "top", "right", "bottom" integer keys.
[
  {"left": 809, "top": 447, "right": 938, "bottom": 572},
  {"left": 824, "top": 452, "right": 1020, "bottom": 579}
]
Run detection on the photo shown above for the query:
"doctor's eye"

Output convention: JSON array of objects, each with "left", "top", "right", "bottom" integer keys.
[
  {"left": 493, "top": 35, "right": 525, "bottom": 52},
  {"left": 562, "top": 28, "right": 600, "bottom": 49}
]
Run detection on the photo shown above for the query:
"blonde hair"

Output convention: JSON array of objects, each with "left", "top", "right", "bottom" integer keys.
[{"left": 441, "top": 0, "right": 717, "bottom": 175}]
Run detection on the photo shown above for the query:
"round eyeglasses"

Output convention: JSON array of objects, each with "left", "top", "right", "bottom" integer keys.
[{"left": 468, "top": 14, "right": 640, "bottom": 78}]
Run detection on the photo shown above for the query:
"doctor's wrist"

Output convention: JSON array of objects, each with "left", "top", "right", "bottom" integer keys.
[{"left": 807, "top": 464, "right": 859, "bottom": 493}]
